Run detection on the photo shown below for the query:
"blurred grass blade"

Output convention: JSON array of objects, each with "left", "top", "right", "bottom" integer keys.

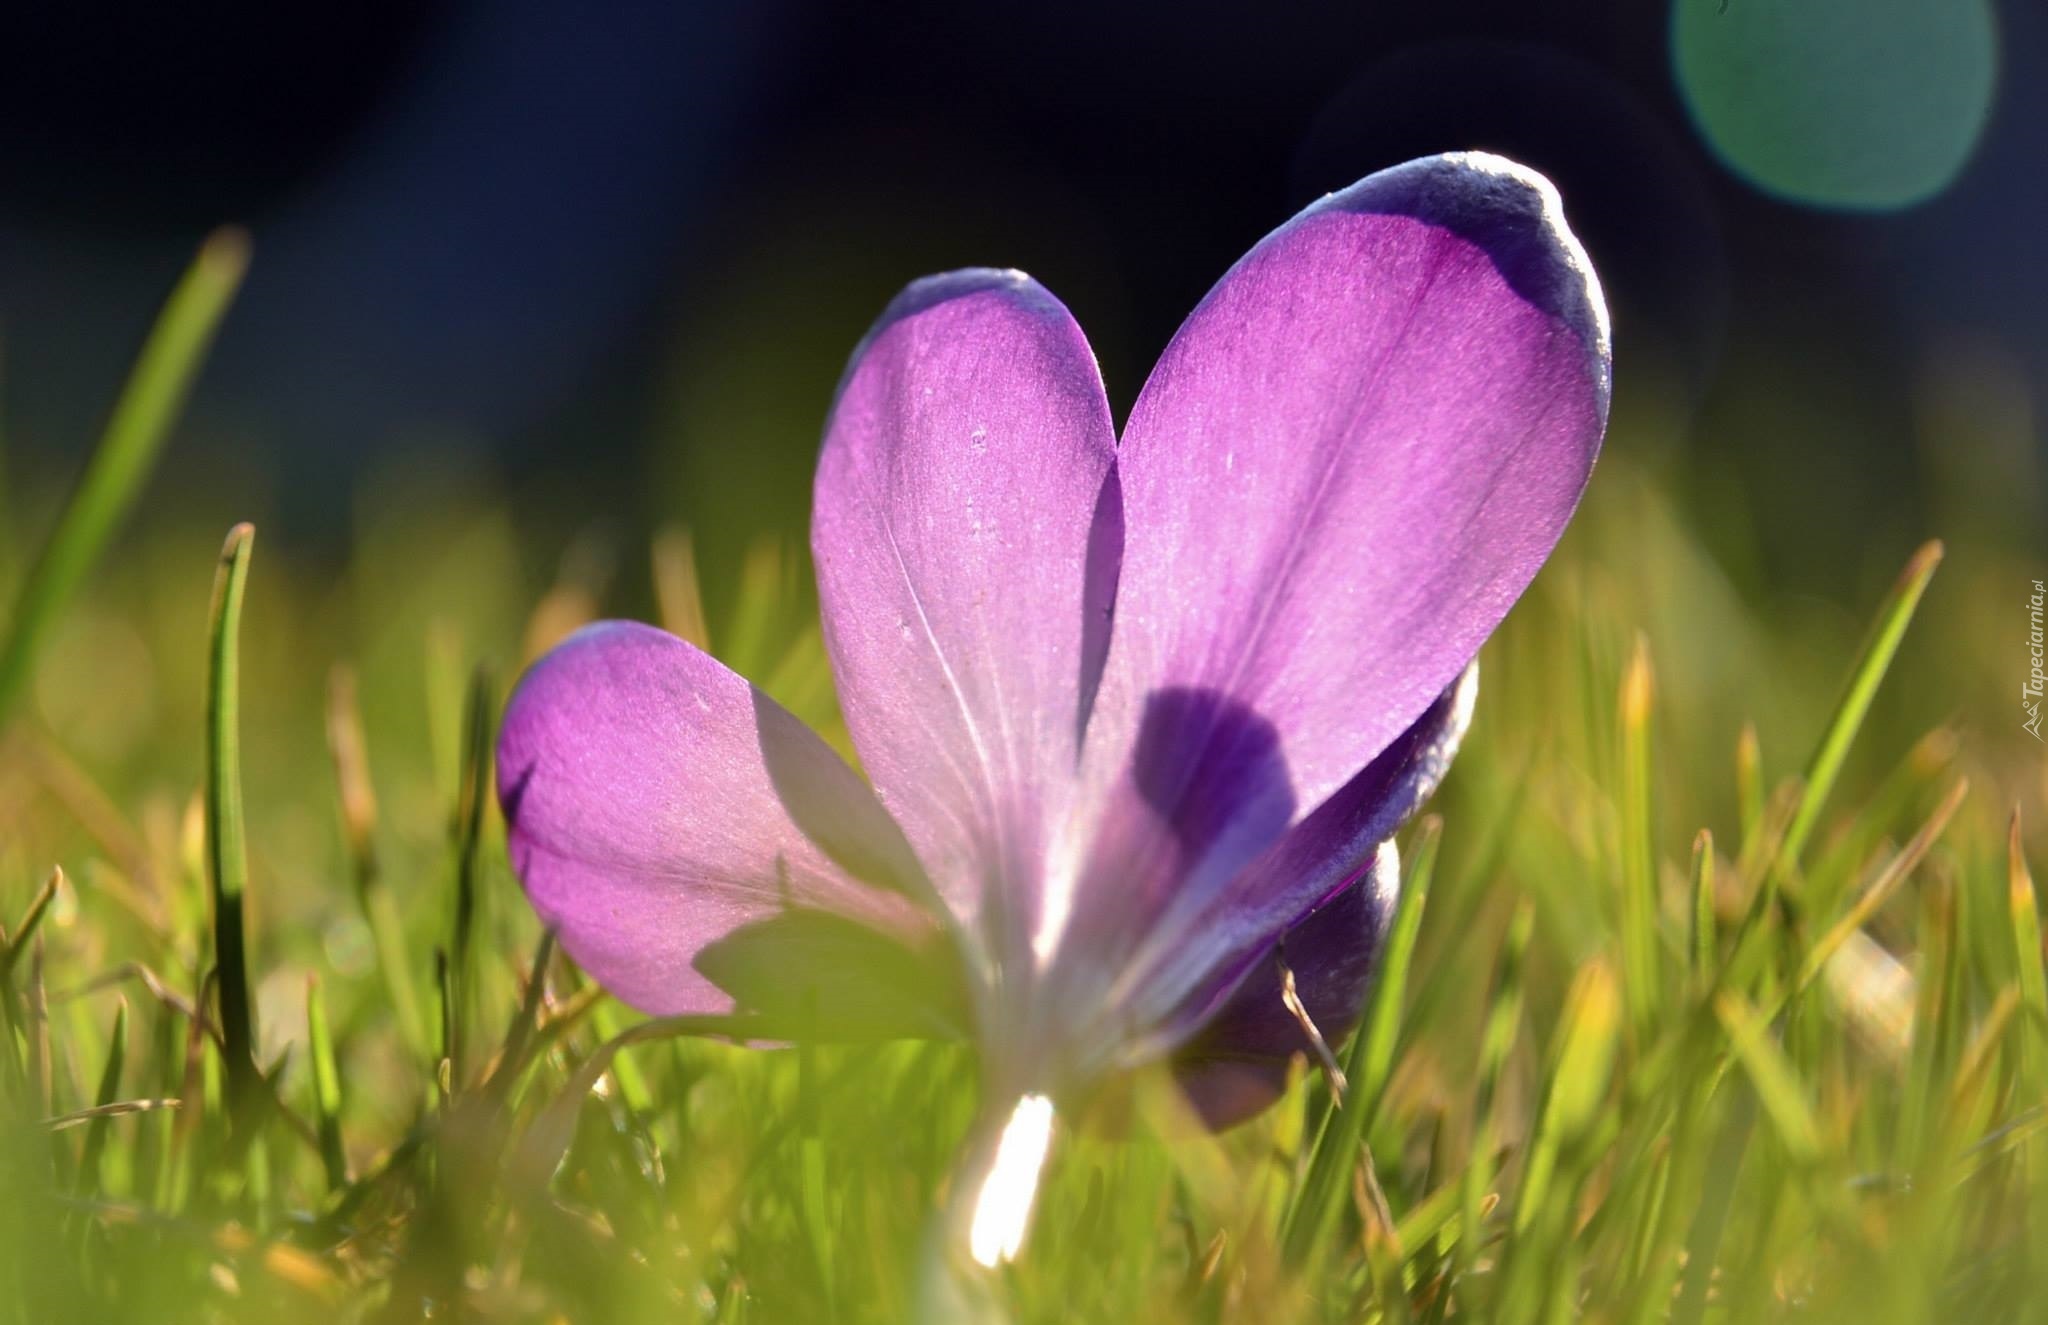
[
  {"left": 512, "top": 1012, "right": 755, "bottom": 1189},
  {"left": 432, "top": 948, "right": 453, "bottom": 1108},
  {"left": 800, "top": 1131, "right": 835, "bottom": 1308},
  {"left": 447, "top": 663, "right": 495, "bottom": 1086},
  {"left": 652, "top": 524, "right": 711, "bottom": 649},
  {"left": 1777, "top": 540, "right": 1943, "bottom": 873},
  {"left": 1945, "top": 987, "right": 2020, "bottom": 1126},
  {"left": 1618, "top": 636, "right": 1661, "bottom": 1037},
  {"left": 325, "top": 666, "right": 379, "bottom": 860},
  {"left": 1392, "top": 1167, "right": 1474, "bottom": 1255},
  {"left": 1476, "top": 900, "right": 1535, "bottom": 1117},
  {"left": 1456, "top": 899, "right": 1534, "bottom": 1289},
  {"left": 1671, "top": 1094, "right": 1755, "bottom": 1325},
  {"left": 1283, "top": 822, "right": 1437, "bottom": 1266},
  {"left": 482, "top": 930, "right": 556, "bottom": 1100},
  {"left": 1801, "top": 726, "right": 1957, "bottom": 920},
  {"left": 47, "top": 1097, "right": 179, "bottom": 1130},
  {"left": 2011, "top": 810, "right": 2048, "bottom": 1090},
  {"left": 134, "top": 1003, "right": 176, "bottom": 1203},
  {"left": 206, "top": 523, "right": 259, "bottom": 1118},
  {"left": 724, "top": 536, "right": 798, "bottom": 677},
  {"left": 164, "top": 967, "right": 212, "bottom": 1211},
  {"left": 1690, "top": 830, "right": 1717, "bottom": 982},
  {"left": 588, "top": 999, "right": 653, "bottom": 1116},
  {"left": 26, "top": 938, "right": 52, "bottom": 1117},
  {"left": 1792, "top": 778, "right": 1967, "bottom": 999},
  {"left": 306, "top": 975, "right": 346, "bottom": 1190},
  {"left": 1514, "top": 959, "right": 1622, "bottom": 1234},
  {"left": 325, "top": 665, "right": 429, "bottom": 1059},
  {"left": 1735, "top": 722, "right": 1762, "bottom": 855},
  {"left": 1900, "top": 873, "right": 1957, "bottom": 1160},
  {"left": 75, "top": 1000, "right": 127, "bottom": 1193},
  {"left": 0, "top": 231, "right": 249, "bottom": 721},
  {"left": 423, "top": 624, "right": 467, "bottom": 810},
  {"left": 0, "top": 866, "right": 63, "bottom": 982},
  {"left": 1356, "top": 824, "right": 1439, "bottom": 1113},
  {"left": 1713, "top": 991, "right": 1820, "bottom": 1166},
  {"left": 2009, "top": 808, "right": 2046, "bottom": 1020}
]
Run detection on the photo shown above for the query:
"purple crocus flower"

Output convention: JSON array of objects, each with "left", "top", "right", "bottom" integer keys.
[{"left": 498, "top": 152, "right": 1607, "bottom": 1258}]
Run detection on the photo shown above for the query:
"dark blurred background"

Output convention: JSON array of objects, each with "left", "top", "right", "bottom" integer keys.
[{"left": 0, "top": 0, "right": 2039, "bottom": 616}]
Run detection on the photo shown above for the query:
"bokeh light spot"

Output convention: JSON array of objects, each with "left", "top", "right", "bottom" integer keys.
[{"left": 1672, "top": 0, "right": 1997, "bottom": 211}]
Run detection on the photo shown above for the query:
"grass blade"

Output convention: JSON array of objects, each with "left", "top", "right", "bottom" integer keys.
[
  {"left": 448, "top": 663, "right": 495, "bottom": 1086},
  {"left": 1, "top": 866, "right": 63, "bottom": 983},
  {"left": 1356, "top": 821, "right": 1441, "bottom": 1115},
  {"left": 2010, "top": 809, "right": 2048, "bottom": 1024},
  {"left": 724, "top": 536, "right": 799, "bottom": 678},
  {"left": 1792, "top": 778, "right": 1967, "bottom": 999},
  {"left": 1619, "top": 635, "right": 1661, "bottom": 1037},
  {"left": 1735, "top": 722, "right": 1762, "bottom": 856},
  {"left": 652, "top": 524, "right": 711, "bottom": 649},
  {"left": 46, "top": 1098, "right": 179, "bottom": 1130},
  {"left": 26, "top": 938, "right": 52, "bottom": 1120},
  {"left": 325, "top": 665, "right": 429, "bottom": 1059},
  {"left": 1670, "top": 1094, "right": 1755, "bottom": 1325},
  {"left": 1801, "top": 726, "right": 1957, "bottom": 920},
  {"left": 1690, "top": 830, "right": 1717, "bottom": 982},
  {"left": 1513, "top": 958, "right": 1622, "bottom": 1234},
  {"left": 1452, "top": 898, "right": 1534, "bottom": 1281},
  {"left": 75, "top": 1000, "right": 127, "bottom": 1194},
  {"left": 586, "top": 999, "right": 653, "bottom": 1116},
  {"left": 306, "top": 975, "right": 346, "bottom": 1190},
  {"left": 0, "top": 231, "right": 249, "bottom": 721},
  {"left": 206, "top": 523, "right": 258, "bottom": 1119},
  {"left": 1713, "top": 991, "right": 1821, "bottom": 1166},
  {"left": 1283, "top": 822, "right": 1438, "bottom": 1265},
  {"left": 1777, "top": 540, "right": 1943, "bottom": 873}
]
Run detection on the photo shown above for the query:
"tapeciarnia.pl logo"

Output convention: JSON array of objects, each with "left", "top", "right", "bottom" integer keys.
[{"left": 2028, "top": 579, "right": 2046, "bottom": 741}]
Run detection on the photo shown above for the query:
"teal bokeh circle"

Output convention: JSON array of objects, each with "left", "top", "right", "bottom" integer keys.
[{"left": 1672, "top": 0, "right": 1998, "bottom": 211}]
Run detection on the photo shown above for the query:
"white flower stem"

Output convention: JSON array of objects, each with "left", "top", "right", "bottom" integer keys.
[
  {"left": 965, "top": 1092, "right": 1056, "bottom": 1268},
  {"left": 918, "top": 1089, "right": 1060, "bottom": 1323}
]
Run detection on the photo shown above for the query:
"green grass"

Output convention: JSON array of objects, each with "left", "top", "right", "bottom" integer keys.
[
  {"left": 1, "top": 261, "right": 2045, "bottom": 1322},
  {"left": 0, "top": 230, "right": 248, "bottom": 723}
]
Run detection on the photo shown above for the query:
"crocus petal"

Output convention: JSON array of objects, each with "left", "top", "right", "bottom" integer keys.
[
  {"left": 1172, "top": 845, "right": 1400, "bottom": 1130},
  {"left": 813, "top": 270, "right": 1120, "bottom": 963},
  {"left": 497, "top": 621, "right": 949, "bottom": 1029},
  {"left": 1044, "top": 152, "right": 1606, "bottom": 979}
]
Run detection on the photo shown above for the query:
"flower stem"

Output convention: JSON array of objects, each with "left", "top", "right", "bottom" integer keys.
[{"left": 920, "top": 1089, "right": 1059, "bottom": 1323}]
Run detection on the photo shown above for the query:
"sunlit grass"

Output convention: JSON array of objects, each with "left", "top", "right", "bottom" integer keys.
[{"left": 1, "top": 259, "right": 2044, "bottom": 1322}]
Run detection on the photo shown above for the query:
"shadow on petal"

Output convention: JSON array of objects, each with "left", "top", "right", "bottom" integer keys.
[
  {"left": 1043, "top": 687, "right": 1296, "bottom": 1020},
  {"left": 750, "top": 687, "right": 932, "bottom": 902},
  {"left": 695, "top": 907, "right": 971, "bottom": 1042},
  {"left": 1075, "top": 466, "right": 1125, "bottom": 756},
  {"left": 1130, "top": 685, "right": 1296, "bottom": 891}
]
